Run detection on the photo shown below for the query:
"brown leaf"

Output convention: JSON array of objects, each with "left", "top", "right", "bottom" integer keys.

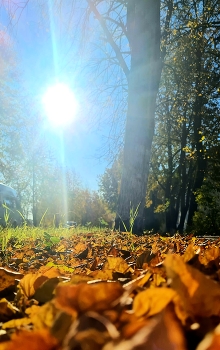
[
  {"left": 199, "top": 247, "right": 220, "bottom": 268},
  {"left": 62, "top": 311, "right": 119, "bottom": 350},
  {"left": 144, "top": 304, "right": 187, "bottom": 350},
  {"left": 38, "top": 266, "right": 63, "bottom": 278},
  {"left": 0, "top": 267, "right": 23, "bottom": 292},
  {"left": 0, "top": 298, "right": 20, "bottom": 322},
  {"left": 88, "top": 270, "right": 113, "bottom": 280},
  {"left": 108, "top": 246, "right": 119, "bottom": 257},
  {"left": 104, "top": 305, "right": 187, "bottom": 350},
  {"left": 133, "top": 287, "right": 176, "bottom": 318},
  {"left": 165, "top": 254, "right": 220, "bottom": 318},
  {"left": 55, "top": 281, "right": 124, "bottom": 314},
  {"left": 90, "top": 257, "right": 100, "bottom": 271},
  {"left": 33, "top": 277, "right": 62, "bottom": 303},
  {"left": 76, "top": 247, "right": 88, "bottom": 259},
  {"left": 19, "top": 273, "right": 44, "bottom": 298},
  {"left": 73, "top": 242, "right": 87, "bottom": 255},
  {"left": 136, "top": 250, "right": 156, "bottom": 269},
  {"left": 5, "top": 329, "right": 58, "bottom": 350},
  {"left": 183, "top": 243, "right": 199, "bottom": 263},
  {"left": 103, "top": 257, "right": 132, "bottom": 274}
]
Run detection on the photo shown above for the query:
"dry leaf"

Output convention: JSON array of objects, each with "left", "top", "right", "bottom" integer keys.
[
  {"left": 0, "top": 267, "right": 23, "bottom": 292},
  {"left": 31, "top": 301, "right": 59, "bottom": 330},
  {"left": 19, "top": 273, "right": 45, "bottom": 298},
  {"left": 88, "top": 269, "right": 113, "bottom": 280},
  {"left": 199, "top": 247, "right": 220, "bottom": 267},
  {"left": 55, "top": 281, "right": 124, "bottom": 314},
  {"left": 73, "top": 242, "right": 87, "bottom": 255},
  {"left": 38, "top": 266, "right": 62, "bottom": 278},
  {"left": 183, "top": 243, "right": 199, "bottom": 263},
  {"left": 0, "top": 298, "right": 19, "bottom": 322},
  {"left": 103, "top": 256, "right": 132, "bottom": 274},
  {"left": 144, "top": 305, "right": 187, "bottom": 350},
  {"left": 5, "top": 329, "right": 58, "bottom": 350},
  {"left": 133, "top": 287, "right": 176, "bottom": 317},
  {"left": 165, "top": 254, "right": 220, "bottom": 317},
  {"left": 2, "top": 317, "right": 31, "bottom": 329}
]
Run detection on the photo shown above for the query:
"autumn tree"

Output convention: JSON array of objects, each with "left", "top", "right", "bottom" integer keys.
[
  {"left": 0, "top": 28, "right": 27, "bottom": 185},
  {"left": 148, "top": 0, "right": 220, "bottom": 233},
  {"left": 99, "top": 152, "right": 122, "bottom": 212}
]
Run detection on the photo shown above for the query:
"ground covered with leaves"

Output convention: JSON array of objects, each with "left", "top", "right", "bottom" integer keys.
[{"left": 1, "top": 230, "right": 220, "bottom": 349}]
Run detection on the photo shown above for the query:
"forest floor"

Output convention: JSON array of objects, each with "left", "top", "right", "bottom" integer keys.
[{"left": 0, "top": 228, "right": 220, "bottom": 350}]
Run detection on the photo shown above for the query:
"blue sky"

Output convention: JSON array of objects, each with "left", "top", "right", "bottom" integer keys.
[{"left": 0, "top": 1, "right": 110, "bottom": 190}]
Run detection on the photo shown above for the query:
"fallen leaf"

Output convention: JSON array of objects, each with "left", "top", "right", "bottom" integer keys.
[
  {"left": 165, "top": 254, "right": 220, "bottom": 318},
  {"left": 33, "top": 277, "right": 62, "bottom": 303},
  {"left": 144, "top": 305, "right": 187, "bottom": 350},
  {"left": 62, "top": 311, "right": 119, "bottom": 350},
  {"left": 0, "top": 267, "right": 23, "bottom": 292},
  {"left": 136, "top": 250, "right": 156, "bottom": 269},
  {"left": 88, "top": 269, "right": 113, "bottom": 280},
  {"left": 5, "top": 329, "right": 58, "bottom": 350},
  {"left": 2, "top": 317, "right": 31, "bottom": 329},
  {"left": 31, "top": 301, "right": 59, "bottom": 330},
  {"left": 103, "top": 256, "right": 132, "bottom": 274},
  {"left": 55, "top": 281, "right": 124, "bottom": 314},
  {"left": 73, "top": 242, "right": 87, "bottom": 255},
  {"left": 19, "top": 273, "right": 44, "bottom": 298},
  {"left": 199, "top": 247, "right": 220, "bottom": 268},
  {"left": 38, "top": 266, "right": 62, "bottom": 278},
  {"left": 133, "top": 287, "right": 176, "bottom": 317},
  {"left": 0, "top": 298, "right": 20, "bottom": 322},
  {"left": 183, "top": 243, "right": 199, "bottom": 263}
]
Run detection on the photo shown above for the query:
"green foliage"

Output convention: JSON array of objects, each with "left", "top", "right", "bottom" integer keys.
[
  {"left": 43, "top": 232, "right": 60, "bottom": 248},
  {"left": 193, "top": 150, "right": 220, "bottom": 235},
  {"left": 118, "top": 202, "right": 140, "bottom": 233},
  {"left": 147, "top": 0, "right": 220, "bottom": 233},
  {"left": 99, "top": 153, "right": 122, "bottom": 212}
]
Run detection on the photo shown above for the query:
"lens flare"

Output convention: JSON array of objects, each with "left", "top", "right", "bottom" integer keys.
[{"left": 42, "top": 83, "right": 79, "bottom": 126}]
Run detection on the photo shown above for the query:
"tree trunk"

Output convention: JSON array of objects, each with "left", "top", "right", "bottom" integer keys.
[
  {"left": 187, "top": 31, "right": 206, "bottom": 227},
  {"left": 115, "top": 0, "right": 161, "bottom": 234}
]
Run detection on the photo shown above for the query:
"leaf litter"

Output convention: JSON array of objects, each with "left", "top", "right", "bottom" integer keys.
[{"left": 1, "top": 231, "right": 220, "bottom": 349}]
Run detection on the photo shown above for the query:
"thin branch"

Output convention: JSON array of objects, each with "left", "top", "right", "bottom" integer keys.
[{"left": 86, "top": 0, "right": 129, "bottom": 79}]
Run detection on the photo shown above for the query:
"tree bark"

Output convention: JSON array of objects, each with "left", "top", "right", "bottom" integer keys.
[{"left": 115, "top": 0, "right": 161, "bottom": 234}]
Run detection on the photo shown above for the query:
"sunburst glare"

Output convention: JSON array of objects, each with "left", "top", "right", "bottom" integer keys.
[{"left": 42, "top": 83, "right": 79, "bottom": 127}]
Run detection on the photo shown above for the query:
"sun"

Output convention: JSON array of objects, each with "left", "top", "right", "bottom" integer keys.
[{"left": 42, "top": 83, "right": 79, "bottom": 126}]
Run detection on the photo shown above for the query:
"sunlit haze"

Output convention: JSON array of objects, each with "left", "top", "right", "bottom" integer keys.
[{"left": 42, "top": 83, "right": 79, "bottom": 127}]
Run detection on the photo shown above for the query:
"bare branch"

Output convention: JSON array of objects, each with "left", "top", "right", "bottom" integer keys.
[{"left": 86, "top": 0, "right": 129, "bottom": 79}]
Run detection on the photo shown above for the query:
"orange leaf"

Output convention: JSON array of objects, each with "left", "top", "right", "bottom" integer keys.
[
  {"left": 38, "top": 266, "right": 62, "bottom": 278},
  {"left": 88, "top": 269, "right": 113, "bottom": 280},
  {"left": 5, "top": 329, "right": 58, "bottom": 350},
  {"left": 0, "top": 298, "right": 19, "bottom": 322},
  {"left": 133, "top": 287, "right": 176, "bottom": 318},
  {"left": 145, "top": 305, "right": 187, "bottom": 350},
  {"left": 0, "top": 267, "right": 23, "bottom": 292},
  {"left": 55, "top": 281, "right": 124, "bottom": 314},
  {"left": 103, "top": 256, "right": 132, "bottom": 273},
  {"left": 199, "top": 247, "right": 220, "bottom": 267},
  {"left": 165, "top": 254, "right": 220, "bottom": 317},
  {"left": 19, "top": 273, "right": 45, "bottom": 298}
]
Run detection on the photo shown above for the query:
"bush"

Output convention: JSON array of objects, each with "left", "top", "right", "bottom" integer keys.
[{"left": 193, "top": 177, "right": 220, "bottom": 235}]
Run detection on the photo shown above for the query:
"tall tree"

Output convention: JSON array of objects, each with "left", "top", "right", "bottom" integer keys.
[
  {"left": 148, "top": 0, "right": 220, "bottom": 233},
  {"left": 114, "top": 1, "right": 161, "bottom": 233}
]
